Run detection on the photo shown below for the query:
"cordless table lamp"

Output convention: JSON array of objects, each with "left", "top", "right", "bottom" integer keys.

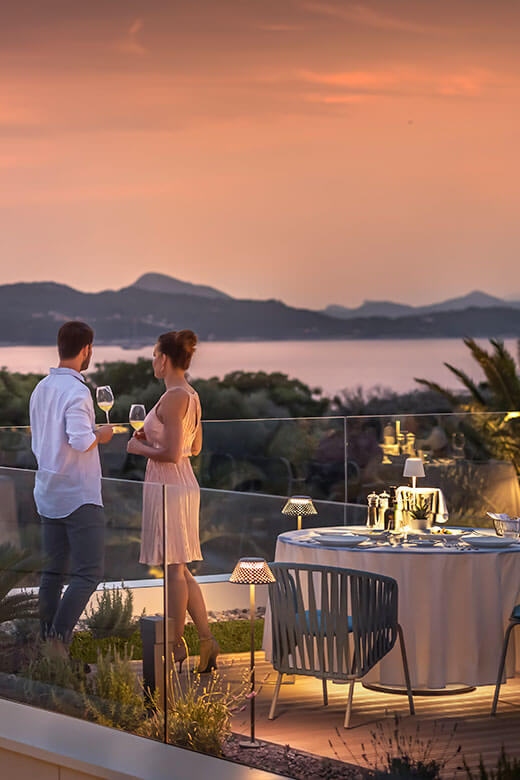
[
  {"left": 281, "top": 495, "right": 317, "bottom": 531},
  {"left": 403, "top": 457, "right": 425, "bottom": 490},
  {"left": 230, "top": 557, "right": 275, "bottom": 748}
]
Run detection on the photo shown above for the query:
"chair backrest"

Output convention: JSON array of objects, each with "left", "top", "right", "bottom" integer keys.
[{"left": 269, "top": 562, "right": 398, "bottom": 680}]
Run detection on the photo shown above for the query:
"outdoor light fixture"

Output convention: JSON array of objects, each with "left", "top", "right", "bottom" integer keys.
[
  {"left": 230, "top": 557, "right": 275, "bottom": 748},
  {"left": 281, "top": 495, "right": 317, "bottom": 531},
  {"left": 403, "top": 457, "right": 425, "bottom": 490}
]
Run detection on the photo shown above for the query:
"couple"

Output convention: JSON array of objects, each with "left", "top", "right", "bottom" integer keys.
[{"left": 30, "top": 320, "right": 218, "bottom": 672}]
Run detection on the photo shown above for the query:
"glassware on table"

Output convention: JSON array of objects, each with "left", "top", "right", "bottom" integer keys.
[
  {"left": 96, "top": 386, "right": 114, "bottom": 423},
  {"left": 494, "top": 516, "right": 520, "bottom": 539},
  {"left": 129, "top": 404, "right": 146, "bottom": 432},
  {"left": 451, "top": 431, "right": 465, "bottom": 459}
]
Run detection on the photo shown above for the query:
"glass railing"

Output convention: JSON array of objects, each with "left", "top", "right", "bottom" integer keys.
[
  {"left": 0, "top": 410, "right": 519, "bottom": 772},
  {"left": 345, "top": 412, "right": 520, "bottom": 527},
  {"left": 0, "top": 471, "right": 165, "bottom": 741}
]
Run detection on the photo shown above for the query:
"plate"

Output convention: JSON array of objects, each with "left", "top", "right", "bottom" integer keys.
[
  {"left": 460, "top": 534, "right": 517, "bottom": 549},
  {"left": 314, "top": 526, "right": 367, "bottom": 536},
  {"left": 314, "top": 534, "right": 367, "bottom": 547}
]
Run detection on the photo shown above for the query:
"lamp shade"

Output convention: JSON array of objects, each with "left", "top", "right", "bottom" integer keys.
[
  {"left": 403, "top": 457, "right": 425, "bottom": 478},
  {"left": 281, "top": 496, "right": 317, "bottom": 517},
  {"left": 229, "top": 558, "right": 275, "bottom": 585}
]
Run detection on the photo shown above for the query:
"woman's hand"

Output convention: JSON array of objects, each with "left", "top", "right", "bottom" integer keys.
[
  {"left": 134, "top": 430, "right": 147, "bottom": 441},
  {"left": 127, "top": 436, "right": 146, "bottom": 456}
]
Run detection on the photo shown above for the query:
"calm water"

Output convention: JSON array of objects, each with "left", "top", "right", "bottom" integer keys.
[{"left": 1, "top": 339, "right": 516, "bottom": 397}]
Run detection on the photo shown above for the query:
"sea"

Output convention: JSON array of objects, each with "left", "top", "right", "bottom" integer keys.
[{"left": 0, "top": 338, "right": 517, "bottom": 397}]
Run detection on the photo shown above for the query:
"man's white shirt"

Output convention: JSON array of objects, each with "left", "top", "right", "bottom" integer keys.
[{"left": 30, "top": 367, "right": 102, "bottom": 518}]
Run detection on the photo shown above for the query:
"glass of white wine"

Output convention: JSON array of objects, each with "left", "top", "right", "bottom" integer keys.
[
  {"left": 129, "top": 404, "right": 146, "bottom": 432},
  {"left": 96, "top": 386, "right": 114, "bottom": 423}
]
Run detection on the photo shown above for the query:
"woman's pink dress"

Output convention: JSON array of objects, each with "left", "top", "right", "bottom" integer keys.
[{"left": 139, "top": 388, "right": 203, "bottom": 566}]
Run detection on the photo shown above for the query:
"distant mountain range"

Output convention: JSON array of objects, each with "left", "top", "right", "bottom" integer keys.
[
  {"left": 0, "top": 276, "right": 519, "bottom": 345},
  {"left": 323, "top": 291, "right": 520, "bottom": 319}
]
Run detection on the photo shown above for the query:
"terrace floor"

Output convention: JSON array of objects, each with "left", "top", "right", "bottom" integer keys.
[{"left": 222, "top": 653, "right": 520, "bottom": 776}]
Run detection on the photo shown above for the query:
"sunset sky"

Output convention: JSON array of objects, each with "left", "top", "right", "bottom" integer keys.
[{"left": 1, "top": 0, "right": 520, "bottom": 308}]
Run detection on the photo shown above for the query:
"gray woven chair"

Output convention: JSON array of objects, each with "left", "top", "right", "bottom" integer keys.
[
  {"left": 491, "top": 604, "right": 520, "bottom": 715},
  {"left": 268, "top": 562, "right": 414, "bottom": 728}
]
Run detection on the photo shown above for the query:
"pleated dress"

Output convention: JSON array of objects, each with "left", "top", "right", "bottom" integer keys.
[{"left": 139, "top": 388, "right": 203, "bottom": 566}]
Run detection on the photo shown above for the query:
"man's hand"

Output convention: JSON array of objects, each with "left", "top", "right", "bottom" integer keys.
[{"left": 96, "top": 425, "right": 114, "bottom": 445}]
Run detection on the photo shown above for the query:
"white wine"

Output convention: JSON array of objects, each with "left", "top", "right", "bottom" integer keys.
[
  {"left": 98, "top": 401, "right": 114, "bottom": 413},
  {"left": 130, "top": 420, "right": 144, "bottom": 431}
]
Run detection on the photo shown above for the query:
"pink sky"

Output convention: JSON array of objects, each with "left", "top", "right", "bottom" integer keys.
[{"left": 1, "top": 0, "right": 520, "bottom": 307}]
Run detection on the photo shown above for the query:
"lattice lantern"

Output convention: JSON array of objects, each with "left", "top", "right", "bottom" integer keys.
[
  {"left": 230, "top": 558, "right": 275, "bottom": 748},
  {"left": 282, "top": 495, "right": 317, "bottom": 531}
]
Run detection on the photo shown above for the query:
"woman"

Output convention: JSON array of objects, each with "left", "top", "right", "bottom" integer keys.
[{"left": 127, "top": 330, "right": 218, "bottom": 673}]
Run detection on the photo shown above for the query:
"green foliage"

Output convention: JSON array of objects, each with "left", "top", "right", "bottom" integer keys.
[
  {"left": 409, "top": 496, "right": 432, "bottom": 521},
  {"left": 184, "top": 618, "right": 264, "bottom": 655},
  {"left": 333, "top": 385, "right": 454, "bottom": 417},
  {"left": 464, "top": 748, "right": 520, "bottom": 780},
  {"left": 20, "top": 645, "right": 89, "bottom": 718},
  {"left": 141, "top": 664, "right": 250, "bottom": 756},
  {"left": 87, "top": 646, "right": 145, "bottom": 732},
  {"left": 0, "top": 369, "right": 43, "bottom": 426},
  {"left": 0, "top": 544, "right": 39, "bottom": 626},
  {"left": 416, "top": 338, "right": 520, "bottom": 472},
  {"left": 70, "top": 619, "right": 264, "bottom": 663},
  {"left": 70, "top": 629, "right": 142, "bottom": 664},
  {"left": 84, "top": 585, "right": 139, "bottom": 639}
]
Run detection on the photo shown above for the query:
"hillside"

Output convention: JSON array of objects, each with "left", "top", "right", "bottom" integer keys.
[{"left": 0, "top": 282, "right": 519, "bottom": 343}]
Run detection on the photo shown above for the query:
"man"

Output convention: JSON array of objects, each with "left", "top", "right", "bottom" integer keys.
[{"left": 30, "top": 321, "right": 113, "bottom": 648}]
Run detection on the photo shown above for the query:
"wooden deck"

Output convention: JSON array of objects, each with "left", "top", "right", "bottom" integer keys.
[{"left": 219, "top": 653, "right": 520, "bottom": 776}]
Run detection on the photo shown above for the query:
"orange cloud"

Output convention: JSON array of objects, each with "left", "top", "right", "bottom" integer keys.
[
  {"left": 114, "top": 18, "right": 147, "bottom": 56},
  {"left": 300, "top": 2, "right": 441, "bottom": 34}
]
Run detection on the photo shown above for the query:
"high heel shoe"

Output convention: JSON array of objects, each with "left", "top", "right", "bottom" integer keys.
[
  {"left": 173, "top": 638, "right": 187, "bottom": 673},
  {"left": 196, "top": 635, "right": 220, "bottom": 673}
]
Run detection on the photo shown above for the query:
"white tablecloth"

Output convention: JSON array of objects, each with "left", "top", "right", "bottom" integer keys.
[{"left": 263, "top": 528, "right": 520, "bottom": 689}]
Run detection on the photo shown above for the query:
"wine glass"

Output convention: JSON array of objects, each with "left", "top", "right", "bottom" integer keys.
[
  {"left": 129, "top": 404, "right": 146, "bottom": 433},
  {"left": 96, "top": 386, "right": 114, "bottom": 423}
]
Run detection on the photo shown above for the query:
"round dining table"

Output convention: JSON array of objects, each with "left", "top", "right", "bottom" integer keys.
[{"left": 262, "top": 527, "right": 520, "bottom": 692}]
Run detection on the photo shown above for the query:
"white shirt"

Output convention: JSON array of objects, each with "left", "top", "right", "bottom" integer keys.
[{"left": 30, "top": 367, "right": 102, "bottom": 518}]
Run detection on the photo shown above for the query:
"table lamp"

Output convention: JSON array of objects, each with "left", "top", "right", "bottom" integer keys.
[
  {"left": 403, "top": 457, "right": 425, "bottom": 490},
  {"left": 230, "top": 557, "right": 275, "bottom": 748},
  {"left": 282, "top": 495, "right": 317, "bottom": 531}
]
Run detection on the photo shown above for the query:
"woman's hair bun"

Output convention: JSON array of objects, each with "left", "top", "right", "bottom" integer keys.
[{"left": 157, "top": 329, "right": 197, "bottom": 370}]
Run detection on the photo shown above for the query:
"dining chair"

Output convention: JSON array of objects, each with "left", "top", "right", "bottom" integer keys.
[
  {"left": 267, "top": 562, "right": 414, "bottom": 728},
  {"left": 491, "top": 604, "right": 520, "bottom": 715}
]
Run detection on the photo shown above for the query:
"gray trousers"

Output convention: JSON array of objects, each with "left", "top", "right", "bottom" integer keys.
[{"left": 39, "top": 504, "right": 105, "bottom": 643}]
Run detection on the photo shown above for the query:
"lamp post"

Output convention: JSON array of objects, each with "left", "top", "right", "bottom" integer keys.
[
  {"left": 281, "top": 495, "right": 317, "bottom": 531},
  {"left": 230, "top": 557, "right": 275, "bottom": 748}
]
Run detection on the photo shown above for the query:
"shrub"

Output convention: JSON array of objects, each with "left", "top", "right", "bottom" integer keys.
[
  {"left": 141, "top": 662, "right": 250, "bottom": 756},
  {"left": 20, "top": 644, "right": 89, "bottom": 718},
  {"left": 464, "top": 748, "right": 520, "bottom": 780},
  {"left": 70, "top": 629, "right": 142, "bottom": 664},
  {"left": 84, "top": 584, "right": 139, "bottom": 639},
  {"left": 87, "top": 646, "right": 145, "bottom": 732}
]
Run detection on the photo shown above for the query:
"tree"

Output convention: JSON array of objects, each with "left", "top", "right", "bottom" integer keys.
[{"left": 415, "top": 338, "right": 520, "bottom": 471}]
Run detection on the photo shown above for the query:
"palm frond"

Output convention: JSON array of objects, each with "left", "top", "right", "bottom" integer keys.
[
  {"left": 413, "top": 378, "right": 460, "bottom": 407},
  {"left": 463, "top": 339, "right": 513, "bottom": 407},
  {"left": 443, "top": 363, "right": 487, "bottom": 407}
]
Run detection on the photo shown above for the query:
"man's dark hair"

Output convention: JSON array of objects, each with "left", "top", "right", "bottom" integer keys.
[{"left": 57, "top": 321, "right": 94, "bottom": 360}]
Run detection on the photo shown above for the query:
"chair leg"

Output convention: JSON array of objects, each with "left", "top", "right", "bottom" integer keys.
[
  {"left": 344, "top": 679, "right": 355, "bottom": 728},
  {"left": 268, "top": 672, "right": 283, "bottom": 720},
  {"left": 322, "top": 678, "right": 328, "bottom": 706},
  {"left": 491, "top": 622, "right": 517, "bottom": 716},
  {"left": 397, "top": 623, "right": 415, "bottom": 716}
]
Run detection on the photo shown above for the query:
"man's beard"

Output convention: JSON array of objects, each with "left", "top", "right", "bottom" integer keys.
[{"left": 80, "top": 347, "right": 92, "bottom": 372}]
